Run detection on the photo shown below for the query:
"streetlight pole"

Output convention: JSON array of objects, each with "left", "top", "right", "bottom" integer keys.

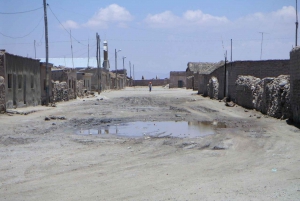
[
  {"left": 115, "top": 49, "right": 121, "bottom": 89},
  {"left": 123, "top": 56, "right": 126, "bottom": 87}
]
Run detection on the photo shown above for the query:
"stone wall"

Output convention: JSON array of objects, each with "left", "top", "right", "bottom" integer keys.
[
  {"left": 236, "top": 75, "right": 291, "bottom": 119},
  {"left": 51, "top": 81, "right": 75, "bottom": 102},
  {"left": 133, "top": 79, "right": 169, "bottom": 86},
  {"left": 290, "top": 47, "right": 300, "bottom": 123}
]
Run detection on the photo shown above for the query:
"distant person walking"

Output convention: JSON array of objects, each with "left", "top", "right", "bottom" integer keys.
[{"left": 149, "top": 82, "right": 152, "bottom": 92}]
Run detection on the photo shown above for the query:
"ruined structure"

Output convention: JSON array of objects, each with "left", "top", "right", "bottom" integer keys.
[{"left": 51, "top": 67, "right": 77, "bottom": 101}]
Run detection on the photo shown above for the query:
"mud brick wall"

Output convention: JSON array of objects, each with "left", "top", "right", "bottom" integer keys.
[
  {"left": 133, "top": 79, "right": 169, "bottom": 86},
  {"left": 0, "top": 76, "right": 5, "bottom": 112},
  {"left": 0, "top": 51, "right": 5, "bottom": 112},
  {"left": 290, "top": 47, "right": 300, "bottom": 122},
  {"left": 227, "top": 60, "right": 289, "bottom": 101},
  {"left": 169, "top": 71, "right": 186, "bottom": 88}
]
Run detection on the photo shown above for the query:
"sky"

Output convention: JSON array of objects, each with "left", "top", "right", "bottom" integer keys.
[{"left": 0, "top": 0, "right": 298, "bottom": 79}]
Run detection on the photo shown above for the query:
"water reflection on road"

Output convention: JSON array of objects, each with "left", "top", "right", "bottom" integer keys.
[{"left": 76, "top": 121, "right": 226, "bottom": 138}]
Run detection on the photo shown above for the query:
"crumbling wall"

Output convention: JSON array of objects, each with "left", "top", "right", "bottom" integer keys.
[
  {"left": 207, "top": 77, "right": 219, "bottom": 99},
  {"left": 0, "top": 76, "right": 5, "bottom": 112},
  {"left": 236, "top": 75, "right": 291, "bottom": 119},
  {"left": 52, "top": 81, "right": 69, "bottom": 102},
  {"left": 76, "top": 80, "right": 85, "bottom": 98}
]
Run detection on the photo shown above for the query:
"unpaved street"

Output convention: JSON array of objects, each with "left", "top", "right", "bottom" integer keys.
[{"left": 0, "top": 87, "right": 300, "bottom": 201}]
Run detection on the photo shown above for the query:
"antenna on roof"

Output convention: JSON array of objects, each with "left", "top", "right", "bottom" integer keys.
[{"left": 296, "top": 0, "right": 299, "bottom": 46}]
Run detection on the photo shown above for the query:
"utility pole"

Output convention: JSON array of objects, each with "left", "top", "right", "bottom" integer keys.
[
  {"left": 34, "top": 40, "right": 36, "bottom": 59},
  {"left": 115, "top": 49, "right": 121, "bottom": 89},
  {"left": 43, "top": 0, "right": 49, "bottom": 105},
  {"left": 224, "top": 51, "right": 227, "bottom": 98},
  {"left": 231, "top": 39, "right": 232, "bottom": 62},
  {"left": 96, "top": 33, "right": 101, "bottom": 94},
  {"left": 70, "top": 30, "right": 74, "bottom": 68},
  {"left": 87, "top": 38, "right": 89, "bottom": 67},
  {"left": 296, "top": 0, "right": 299, "bottom": 46},
  {"left": 133, "top": 64, "right": 135, "bottom": 81},
  {"left": 123, "top": 56, "right": 126, "bottom": 87},
  {"left": 129, "top": 61, "right": 131, "bottom": 86},
  {"left": 259, "top": 32, "right": 269, "bottom": 60}
]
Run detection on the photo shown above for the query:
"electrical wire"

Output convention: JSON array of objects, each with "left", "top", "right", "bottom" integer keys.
[
  {"left": 0, "top": 7, "right": 43, "bottom": 14},
  {"left": 0, "top": 16, "right": 44, "bottom": 39},
  {"left": 47, "top": 5, "right": 87, "bottom": 46}
]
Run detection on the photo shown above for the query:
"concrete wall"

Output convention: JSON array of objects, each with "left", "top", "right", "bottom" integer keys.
[
  {"left": 169, "top": 71, "right": 186, "bottom": 88},
  {"left": 197, "top": 74, "right": 206, "bottom": 94},
  {"left": 290, "top": 47, "right": 300, "bottom": 123},
  {"left": 4, "top": 52, "right": 41, "bottom": 109},
  {"left": 133, "top": 79, "right": 169, "bottom": 86}
]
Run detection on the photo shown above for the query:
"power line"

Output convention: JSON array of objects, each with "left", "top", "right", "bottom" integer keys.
[
  {"left": 0, "top": 16, "right": 44, "bottom": 39},
  {"left": 47, "top": 5, "right": 87, "bottom": 46},
  {"left": 0, "top": 7, "right": 43, "bottom": 14}
]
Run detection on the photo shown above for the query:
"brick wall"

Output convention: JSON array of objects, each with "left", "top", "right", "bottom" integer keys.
[{"left": 290, "top": 47, "right": 300, "bottom": 122}]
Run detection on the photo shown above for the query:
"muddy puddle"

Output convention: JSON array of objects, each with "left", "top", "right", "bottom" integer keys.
[{"left": 76, "top": 121, "right": 226, "bottom": 138}]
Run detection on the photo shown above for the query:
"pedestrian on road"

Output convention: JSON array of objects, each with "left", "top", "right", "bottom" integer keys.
[{"left": 149, "top": 82, "right": 152, "bottom": 92}]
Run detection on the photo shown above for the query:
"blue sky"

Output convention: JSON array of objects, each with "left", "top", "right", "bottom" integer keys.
[{"left": 0, "top": 0, "right": 297, "bottom": 79}]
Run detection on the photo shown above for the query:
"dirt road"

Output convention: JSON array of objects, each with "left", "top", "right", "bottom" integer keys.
[{"left": 0, "top": 87, "right": 299, "bottom": 201}]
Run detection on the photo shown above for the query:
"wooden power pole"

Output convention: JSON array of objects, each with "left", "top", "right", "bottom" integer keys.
[{"left": 43, "top": 0, "right": 49, "bottom": 105}]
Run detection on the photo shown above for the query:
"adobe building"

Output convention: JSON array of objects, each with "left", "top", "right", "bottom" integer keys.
[
  {"left": 0, "top": 50, "right": 41, "bottom": 111},
  {"left": 186, "top": 61, "right": 224, "bottom": 90},
  {"left": 169, "top": 71, "right": 186, "bottom": 88}
]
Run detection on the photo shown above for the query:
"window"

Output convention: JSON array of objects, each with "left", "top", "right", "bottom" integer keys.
[
  {"left": 44, "top": 79, "right": 46, "bottom": 90},
  {"left": 7, "top": 74, "right": 12, "bottom": 88},
  {"left": 18, "top": 75, "right": 22, "bottom": 89},
  {"left": 31, "top": 75, "right": 34, "bottom": 88}
]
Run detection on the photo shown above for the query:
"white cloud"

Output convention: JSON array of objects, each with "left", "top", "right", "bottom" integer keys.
[
  {"left": 145, "top": 11, "right": 181, "bottom": 28},
  {"left": 61, "top": 20, "right": 80, "bottom": 29},
  {"left": 183, "top": 10, "right": 228, "bottom": 24},
  {"left": 144, "top": 10, "right": 229, "bottom": 28},
  {"left": 84, "top": 4, "right": 133, "bottom": 28}
]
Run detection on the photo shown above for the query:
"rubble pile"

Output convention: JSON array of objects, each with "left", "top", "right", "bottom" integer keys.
[
  {"left": 52, "top": 81, "right": 69, "bottom": 102},
  {"left": 207, "top": 77, "right": 219, "bottom": 99},
  {"left": 236, "top": 75, "right": 291, "bottom": 119},
  {"left": 0, "top": 76, "right": 5, "bottom": 112},
  {"left": 76, "top": 80, "right": 85, "bottom": 98}
]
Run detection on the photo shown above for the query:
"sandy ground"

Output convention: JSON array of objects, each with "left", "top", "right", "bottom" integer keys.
[{"left": 0, "top": 87, "right": 300, "bottom": 201}]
